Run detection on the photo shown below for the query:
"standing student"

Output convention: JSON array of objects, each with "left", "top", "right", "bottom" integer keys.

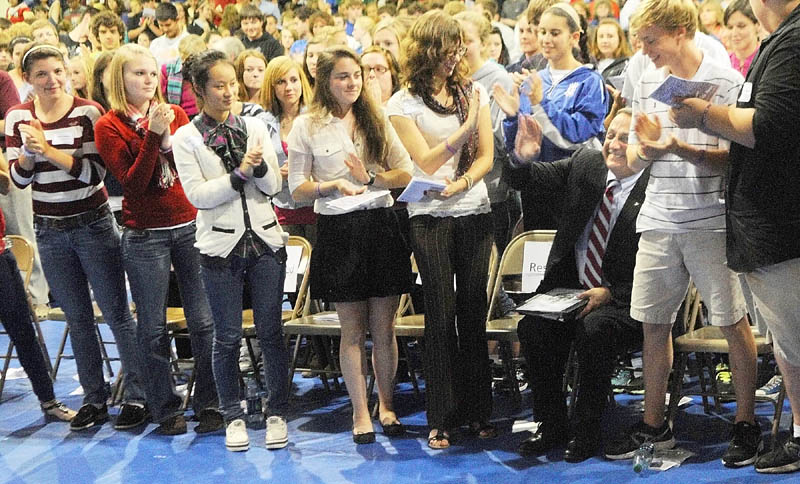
[
  {"left": 725, "top": 0, "right": 761, "bottom": 77},
  {"left": 95, "top": 44, "right": 222, "bottom": 437},
  {"left": 235, "top": 49, "right": 267, "bottom": 104},
  {"left": 259, "top": 56, "right": 317, "bottom": 244},
  {"left": 602, "top": 0, "right": 759, "bottom": 468},
  {"left": 5, "top": 42, "right": 147, "bottom": 432},
  {"left": 0, "top": 160, "right": 75, "bottom": 423},
  {"left": 387, "top": 11, "right": 495, "bottom": 450},
  {"left": 288, "top": 47, "right": 413, "bottom": 444},
  {"left": 173, "top": 49, "right": 288, "bottom": 452},
  {"left": 496, "top": 3, "right": 609, "bottom": 230}
]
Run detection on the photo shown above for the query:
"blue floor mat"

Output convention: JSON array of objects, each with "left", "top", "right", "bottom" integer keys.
[{"left": 0, "top": 320, "right": 794, "bottom": 484}]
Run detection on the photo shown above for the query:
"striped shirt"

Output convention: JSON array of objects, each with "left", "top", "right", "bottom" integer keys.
[
  {"left": 7, "top": 97, "right": 108, "bottom": 218},
  {"left": 630, "top": 55, "right": 743, "bottom": 232}
]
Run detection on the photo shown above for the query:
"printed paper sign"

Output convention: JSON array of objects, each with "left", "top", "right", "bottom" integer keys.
[{"left": 521, "top": 241, "right": 553, "bottom": 293}]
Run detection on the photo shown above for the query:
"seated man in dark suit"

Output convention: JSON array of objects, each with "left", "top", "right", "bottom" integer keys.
[{"left": 513, "top": 109, "right": 649, "bottom": 462}]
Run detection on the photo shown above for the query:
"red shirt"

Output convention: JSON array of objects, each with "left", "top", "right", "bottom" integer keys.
[{"left": 95, "top": 105, "right": 198, "bottom": 229}]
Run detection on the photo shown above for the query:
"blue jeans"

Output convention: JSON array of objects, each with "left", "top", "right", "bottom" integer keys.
[
  {"left": 0, "top": 249, "right": 55, "bottom": 403},
  {"left": 35, "top": 212, "right": 144, "bottom": 405},
  {"left": 122, "top": 222, "right": 218, "bottom": 423},
  {"left": 201, "top": 249, "right": 288, "bottom": 422}
]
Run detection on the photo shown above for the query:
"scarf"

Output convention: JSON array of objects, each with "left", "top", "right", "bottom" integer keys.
[
  {"left": 125, "top": 103, "right": 176, "bottom": 189},
  {"left": 192, "top": 112, "right": 249, "bottom": 174},
  {"left": 165, "top": 58, "right": 184, "bottom": 106},
  {"left": 420, "top": 80, "right": 477, "bottom": 176}
]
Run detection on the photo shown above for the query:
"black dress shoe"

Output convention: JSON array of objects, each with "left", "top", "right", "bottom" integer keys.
[
  {"left": 518, "top": 425, "right": 568, "bottom": 456},
  {"left": 564, "top": 436, "right": 600, "bottom": 463}
]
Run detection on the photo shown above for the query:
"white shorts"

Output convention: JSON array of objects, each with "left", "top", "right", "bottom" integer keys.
[
  {"left": 630, "top": 230, "right": 747, "bottom": 327},
  {"left": 739, "top": 257, "right": 800, "bottom": 366}
]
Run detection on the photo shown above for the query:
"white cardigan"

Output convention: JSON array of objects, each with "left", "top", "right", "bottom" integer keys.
[{"left": 173, "top": 116, "right": 287, "bottom": 258}]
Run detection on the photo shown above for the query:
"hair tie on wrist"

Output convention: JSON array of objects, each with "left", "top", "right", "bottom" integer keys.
[{"left": 445, "top": 139, "right": 457, "bottom": 155}]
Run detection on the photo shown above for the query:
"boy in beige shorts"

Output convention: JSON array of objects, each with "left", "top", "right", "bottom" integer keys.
[{"left": 603, "top": 0, "right": 760, "bottom": 468}]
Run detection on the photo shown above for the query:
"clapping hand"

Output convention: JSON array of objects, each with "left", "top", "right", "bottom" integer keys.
[
  {"left": 148, "top": 103, "right": 175, "bottom": 135},
  {"left": 514, "top": 114, "right": 542, "bottom": 163},
  {"left": 239, "top": 142, "right": 264, "bottom": 177},
  {"left": 343, "top": 152, "right": 369, "bottom": 184}
]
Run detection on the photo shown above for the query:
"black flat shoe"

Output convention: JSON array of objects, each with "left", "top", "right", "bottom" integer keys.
[
  {"left": 380, "top": 420, "right": 406, "bottom": 437},
  {"left": 353, "top": 431, "right": 376, "bottom": 444}
]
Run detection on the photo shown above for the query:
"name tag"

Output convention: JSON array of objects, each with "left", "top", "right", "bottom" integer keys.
[
  {"left": 738, "top": 82, "right": 753, "bottom": 103},
  {"left": 50, "top": 134, "right": 73, "bottom": 146}
]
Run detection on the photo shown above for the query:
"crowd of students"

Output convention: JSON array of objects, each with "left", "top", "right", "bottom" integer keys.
[{"left": 0, "top": 0, "right": 798, "bottom": 475}]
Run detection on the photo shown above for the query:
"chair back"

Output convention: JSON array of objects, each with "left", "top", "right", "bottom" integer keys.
[
  {"left": 7, "top": 235, "right": 34, "bottom": 291},
  {"left": 286, "top": 236, "right": 313, "bottom": 319},
  {"left": 486, "top": 230, "right": 556, "bottom": 320}
]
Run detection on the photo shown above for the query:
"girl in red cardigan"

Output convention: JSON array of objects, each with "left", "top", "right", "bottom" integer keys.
[{"left": 95, "top": 44, "right": 222, "bottom": 436}]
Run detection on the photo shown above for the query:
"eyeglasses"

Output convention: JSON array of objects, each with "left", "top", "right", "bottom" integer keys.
[
  {"left": 363, "top": 64, "right": 389, "bottom": 75},
  {"left": 445, "top": 46, "right": 467, "bottom": 59}
]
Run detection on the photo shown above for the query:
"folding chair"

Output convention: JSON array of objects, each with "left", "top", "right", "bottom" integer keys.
[
  {"left": 0, "top": 235, "right": 53, "bottom": 398},
  {"left": 667, "top": 282, "right": 787, "bottom": 444},
  {"left": 485, "top": 230, "right": 556, "bottom": 404}
]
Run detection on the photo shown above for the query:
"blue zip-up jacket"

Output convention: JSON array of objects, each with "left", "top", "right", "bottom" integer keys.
[{"left": 502, "top": 64, "right": 609, "bottom": 168}]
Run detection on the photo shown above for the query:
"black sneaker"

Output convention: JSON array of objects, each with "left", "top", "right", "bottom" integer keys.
[
  {"left": 604, "top": 420, "right": 676, "bottom": 460},
  {"left": 70, "top": 403, "right": 109, "bottom": 431},
  {"left": 156, "top": 414, "right": 188, "bottom": 435},
  {"left": 755, "top": 436, "right": 800, "bottom": 474},
  {"left": 114, "top": 403, "right": 149, "bottom": 430},
  {"left": 722, "top": 421, "right": 763, "bottom": 467},
  {"left": 195, "top": 409, "right": 224, "bottom": 434}
]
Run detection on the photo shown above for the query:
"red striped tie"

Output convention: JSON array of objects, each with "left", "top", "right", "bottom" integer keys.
[{"left": 582, "top": 179, "right": 620, "bottom": 289}]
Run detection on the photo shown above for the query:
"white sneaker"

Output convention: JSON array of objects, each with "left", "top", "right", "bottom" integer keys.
[
  {"left": 225, "top": 419, "right": 249, "bottom": 452},
  {"left": 265, "top": 416, "right": 288, "bottom": 450}
]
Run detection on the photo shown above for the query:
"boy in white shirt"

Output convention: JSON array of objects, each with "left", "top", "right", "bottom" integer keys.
[{"left": 604, "top": 0, "right": 760, "bottom": 469}]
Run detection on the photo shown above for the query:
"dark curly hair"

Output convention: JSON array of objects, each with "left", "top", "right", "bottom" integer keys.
[{"left": 401, "top": 11, "right": 469, "bottom": 97}]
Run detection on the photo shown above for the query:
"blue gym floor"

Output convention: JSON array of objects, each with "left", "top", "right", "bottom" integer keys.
[{"left": 0, "top": 320, "right": 795, "bottom": 484}]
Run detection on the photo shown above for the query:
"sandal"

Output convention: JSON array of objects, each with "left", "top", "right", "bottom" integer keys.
[
  {"left": 428, "top": 429, "right": 450, "bottom": 449},
  {"left": 469, "top": 421, "right": 498, "bottom": 439}
]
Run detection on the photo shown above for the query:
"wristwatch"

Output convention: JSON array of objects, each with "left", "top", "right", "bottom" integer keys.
[{"left": 366, "top": 170, "right": 376, "bottom": 186}]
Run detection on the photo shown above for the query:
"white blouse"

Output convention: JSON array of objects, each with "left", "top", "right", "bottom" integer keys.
[
  {"left": 287, "top": 111, "right": 413, "bottom": 216},
  {"left": 385, "top": 83, "right": 491, "bottom": 218}
]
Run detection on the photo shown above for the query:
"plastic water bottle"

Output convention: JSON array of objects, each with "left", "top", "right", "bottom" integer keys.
[{"left": 633, "top": 442, "right": 655, "bottom": 473}]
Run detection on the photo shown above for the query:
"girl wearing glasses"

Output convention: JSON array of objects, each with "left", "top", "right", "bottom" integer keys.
[{"left": 387, "top": 11, "right": 496, "bottom": 450}]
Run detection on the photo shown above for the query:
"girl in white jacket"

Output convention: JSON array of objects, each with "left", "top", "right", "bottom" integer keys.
[{"left": 173, "top": 50, "right": 289, "bottom": 453}]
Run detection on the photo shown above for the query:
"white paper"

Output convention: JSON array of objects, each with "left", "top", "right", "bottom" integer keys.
[
  {"left": 651, "top": 448, "right": 694, "bottom": 471},
  {"left": 521, "top": 241, "right": 553, "bottom": 292},
  {"left": 314, "top": 313, "right": 340, "bottom": 322},
  {"left": 326, "top": 189, "right": 391, "bottom": 212},
  {"left": 283, "top": 245, "right": 304, "bottom": 293},
  {"left": 607, "top": 75, "right": 625, "bottom": 91},
  {"left": 397, "top": 177, "right": 446, "bottom": 203},
  {"left": 650, "top": 75, "right": 720, "bottom": 107}
]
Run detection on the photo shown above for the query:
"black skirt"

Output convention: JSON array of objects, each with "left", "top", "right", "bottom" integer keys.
[{"left": 310, "top": 207, "right": 413, "bottom": 302}]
